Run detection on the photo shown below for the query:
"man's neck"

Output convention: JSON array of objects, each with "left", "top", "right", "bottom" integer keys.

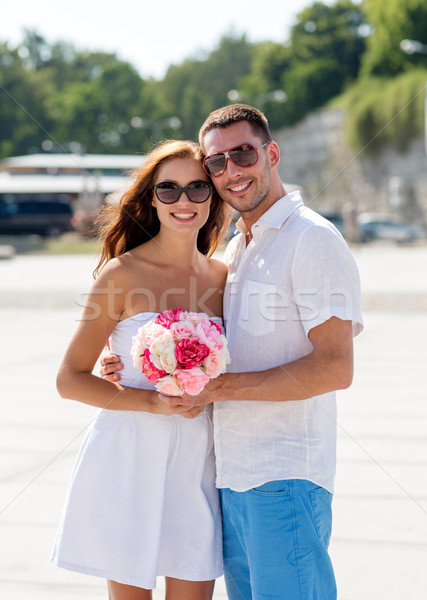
[{"left": 241, "top": 185, "right": 287, "bottom": 243}]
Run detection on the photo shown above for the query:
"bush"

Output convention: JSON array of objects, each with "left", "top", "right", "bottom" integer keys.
[{"left": 344, "top": 69, "right": 427, "bottom": 152}]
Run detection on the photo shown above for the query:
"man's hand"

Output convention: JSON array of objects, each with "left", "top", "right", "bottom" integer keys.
[
  {"left": 100, "top": 349, "right": 124, "bottom": 382},
  {"left": 161, "top": 317, "right": 355, "bottom": 405}
]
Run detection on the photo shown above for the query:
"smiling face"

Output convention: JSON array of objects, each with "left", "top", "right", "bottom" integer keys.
[
  {"left": 203, "top": 120, "right": 281, "bottom": 223},
  {"left": 152, "top": 157, "right": 212, "bottom": 234}
]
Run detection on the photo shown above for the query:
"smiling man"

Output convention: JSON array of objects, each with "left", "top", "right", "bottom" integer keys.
[
  {"left": 102, "top": 104, "right": 363, "bottom": 600},
  {"left": 192, "top": 104, "right": 363, "bottom": 600}
]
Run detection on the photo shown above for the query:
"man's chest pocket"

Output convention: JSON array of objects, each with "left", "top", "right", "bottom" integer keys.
[{"left": 237, "top": 279, "right": 289, "bottom": 337}]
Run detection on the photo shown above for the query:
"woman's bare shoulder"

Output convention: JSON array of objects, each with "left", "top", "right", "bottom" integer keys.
[
  {"left": 97, "top": 247, "right": 152, "bottom": 280},
  {"left": 207, "top": 255, "right": 228, "bottom": 277},
  {"left": 94, "top": 254, "right": 132, "bottom": 286}
]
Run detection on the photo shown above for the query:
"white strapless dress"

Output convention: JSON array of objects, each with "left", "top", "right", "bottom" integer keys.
[{"left": 51, "top": 312, "right": 223, "bottom": 589}]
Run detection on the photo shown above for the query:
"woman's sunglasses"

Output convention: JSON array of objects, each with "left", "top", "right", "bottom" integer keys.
[
  {"left": 203, "top": 141, "right": 271, "bottom": 177},
  {"left": 153, "top": 180, "right": 213, "bottom": 204}
]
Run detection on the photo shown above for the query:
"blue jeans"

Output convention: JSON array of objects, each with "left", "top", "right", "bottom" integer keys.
[{"left": 220, "top": 479, "right": 337, "bottom": 600}]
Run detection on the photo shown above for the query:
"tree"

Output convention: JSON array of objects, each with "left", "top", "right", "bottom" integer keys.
[
  {"left": 0, "top": 41, "right": 56, "bottom": 157},
  {"left": 238, "top": 1, "right": 368, "bottom": 129},
  {"left": 18, "top": 29, "right": 52, "bottom": 71},
  {"left": 48, "top": 56, "right": 145, "bottom": 154},
  {"left": 361, "top": 0, "right": 427, "bottom": 76},
  {"left": 159, "top": 35, "right": 255, "bottom": 139},
  {"left": 0, "top": 33, "right": 152, "bottom": 157},
  {"left": 344, "top": 69, "right": 427, "bottom": 151},
  {"left": 236, "top": 42, "right": 292, "bottom": 129},
  {"left": 283, "top": 58, "right": 345, "bottom": 123},
  {"left": 290, "top": 0, "right": 366, "bottom": 80}
]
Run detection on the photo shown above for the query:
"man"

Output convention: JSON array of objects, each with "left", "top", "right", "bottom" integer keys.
[{"left": 102, "top": 104, "right": 363, "bottom": 599}]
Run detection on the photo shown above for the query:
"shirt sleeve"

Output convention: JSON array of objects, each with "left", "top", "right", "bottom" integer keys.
[{"left": 291, "top": 224, "right": 363, "bottom": 338}]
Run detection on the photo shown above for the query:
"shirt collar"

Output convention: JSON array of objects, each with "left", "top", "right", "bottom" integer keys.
[{"left": 235, "top": 190, "right": 304, "bottom": 235}]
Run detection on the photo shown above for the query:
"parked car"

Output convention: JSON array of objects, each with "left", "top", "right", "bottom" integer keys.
[
  {"left": 0, "top": 199, "right": 74, "bottom": 237},
  {"left": 319, "top": 212, "right": 345, "bottom": 236},
  {"left": 357, "top": 213, "right": 425, "bottom": 243}
]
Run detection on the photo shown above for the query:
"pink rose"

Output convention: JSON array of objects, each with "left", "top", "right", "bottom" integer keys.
[
  {"left": 175, "top": 338, "right": 210, "bottom": 369},
  {"left": 180, "top": 311, "right": 209, "bottom": 326},
  {"left": 156, "top": 375, "right": 183, "bottom": 396},
  {"left": 195, "top": 320, "right": 224, "bottom": 350},
  {"left": 141, "top": 349, "right": 167, "bottom": 383},
  {"left": 210, "top": 320, "right": 222, "bottom": 334},
  {"left": 155, "top": 308, "right": 182, "bottom": 329},
  {"left": 170, "top": 320, "right": 196, "bottom": 341},
  {"left": 131, "top": 321, "right": 164, "bottom": 369},
  {"left": 175, "top": 367, "right": 210, "bottom": 396}
]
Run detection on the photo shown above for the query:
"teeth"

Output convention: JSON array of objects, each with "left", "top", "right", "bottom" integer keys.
[
  {"left": 230, "top": 182, "right": 250, "bottom": 192},
  {"left": 173, "top": 213, "right": 195, "bottom": 219}
]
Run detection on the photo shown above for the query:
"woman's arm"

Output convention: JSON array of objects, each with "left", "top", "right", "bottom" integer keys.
[{"left": 57, "top": 261, "right": 203, "bottom": 418}]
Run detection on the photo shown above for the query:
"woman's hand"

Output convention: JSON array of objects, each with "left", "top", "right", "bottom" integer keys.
[
  {"left": 150, "top": 392, "right": 205, "bottom": 419},
  {"left": 100, "top": 349, "right": 124, "bottom": 382},
  {"left": 158, "top": 376, "right": 224, "bottom": 408}
]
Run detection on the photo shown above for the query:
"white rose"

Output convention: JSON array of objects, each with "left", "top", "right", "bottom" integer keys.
[
  {"left": 158, "top": 342, "right": 178, "bottom": 373},
  {"left": 156, "top": 375, "right": 183, "bottom": 396},
  {"left": 149, "top": 332, "right": 176, "bottom": 372},
  {"left": 141, "top": 321, "right": 166, "bottom": 347}
]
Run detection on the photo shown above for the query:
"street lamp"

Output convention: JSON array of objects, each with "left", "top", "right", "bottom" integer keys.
[{"left": 400, "top": 39, "right": 427, "bottom": 155}]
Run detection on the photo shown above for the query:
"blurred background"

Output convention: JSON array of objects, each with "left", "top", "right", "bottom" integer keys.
[
  {"left": 1, "top": 1, "right": 427, "bottom": 599},
  {"left": 0, "top": 0, "right": 427, "bottom": 249}
]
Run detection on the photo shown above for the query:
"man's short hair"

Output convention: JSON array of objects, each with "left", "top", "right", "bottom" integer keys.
[{"left": 199, "top": 104, "right": 272, "bottom": 151}]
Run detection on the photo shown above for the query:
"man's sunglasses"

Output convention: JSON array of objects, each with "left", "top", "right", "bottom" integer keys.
[
  {"left": 153, "top": 180, "right": 213, "bottom": 204},
  {"left": 203, "top": 141, "right": 271, "bottom": 177}
]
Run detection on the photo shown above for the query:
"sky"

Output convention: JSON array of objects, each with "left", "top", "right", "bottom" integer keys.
[{"left": 1, "top": 0, "right": 318, "bottom": 79}]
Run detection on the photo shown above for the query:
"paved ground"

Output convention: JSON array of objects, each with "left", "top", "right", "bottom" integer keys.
[{"left": 0, "top": 243, "right": 427, "bottom": 599}]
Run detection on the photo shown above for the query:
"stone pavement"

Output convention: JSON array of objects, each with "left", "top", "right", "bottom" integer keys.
[{"left": 0, "top": 243, "right": 427, "bottom": 599}]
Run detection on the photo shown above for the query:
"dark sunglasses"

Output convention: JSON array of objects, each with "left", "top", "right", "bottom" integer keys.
[
  {"left": 203, "top": 141, "right": 271, "bottom": 177},
  {"left": 153, "top": 180, "right": 213, "bottom": 204}
]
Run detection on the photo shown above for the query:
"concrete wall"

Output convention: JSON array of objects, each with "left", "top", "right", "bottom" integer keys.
[{"left": 274, "top": 108, "right": 427, "bottom": 224}]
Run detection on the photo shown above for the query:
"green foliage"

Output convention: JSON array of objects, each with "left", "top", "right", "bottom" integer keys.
[
  {"left": 47, "top": 58, "right": 144, "bottom": 153},
  {"left": 0, "top": 32, "right": 254, "bottom": 157},
  {"left": 290, "top": 0, "right": 366, "bottom": 79},
  {"left": 159, "top": 35, "right": 255, "bottom": 140},
  {"left": 0, "top": 40, "right": 56, "bottom": 157},
  {"left": 0, "top": 0, "right": 426, "bottom": 161},
  {"left": 236, "top": 0, "right": 367, "bottom": 130},
  {"left": 283, "top": 58, "right": 346, "bottom": 124},
  {"left": 344, "top": 69, "right": 427, "bottom": 151},
  {"left": 239, "top": 42, "right": 292, "bottom": 96},
  {"left": 362, "top": 0, "right": 427, "bottom": 76}
]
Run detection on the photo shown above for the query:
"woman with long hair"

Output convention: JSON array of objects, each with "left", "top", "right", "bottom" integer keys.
[{"left": 51, "top": 140, "right": 231, "bottom": 600}]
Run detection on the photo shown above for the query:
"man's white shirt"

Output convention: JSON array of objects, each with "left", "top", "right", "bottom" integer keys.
[{"left": 213, "top": 191, "right": 363, "bottom": 493}]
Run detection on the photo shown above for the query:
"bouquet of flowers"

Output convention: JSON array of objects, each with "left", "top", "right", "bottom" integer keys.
[{"left": 131, "top": 308, "right": 230, "bottom": 396}]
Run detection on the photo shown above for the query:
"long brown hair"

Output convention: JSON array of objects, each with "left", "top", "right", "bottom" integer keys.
[{"left": 94, "top": 140, "right": 231, "bottom": 276}]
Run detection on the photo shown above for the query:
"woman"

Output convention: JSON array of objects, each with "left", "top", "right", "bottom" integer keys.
[{"left": 51, "top": 140, "right": 231, "bottom": 600}]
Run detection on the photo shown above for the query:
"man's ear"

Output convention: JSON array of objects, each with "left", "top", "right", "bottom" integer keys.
[{"left": 268, "top": 140, "right": 280, "bottom": 169}]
